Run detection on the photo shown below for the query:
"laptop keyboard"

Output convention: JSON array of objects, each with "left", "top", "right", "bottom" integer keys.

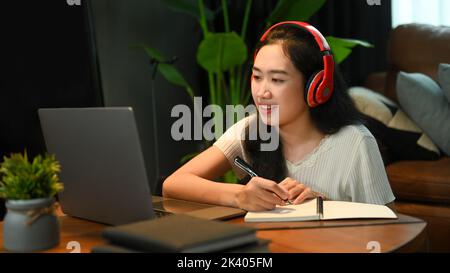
[{"left": 153, "top": 210, "right": 173, "bottom": 218}]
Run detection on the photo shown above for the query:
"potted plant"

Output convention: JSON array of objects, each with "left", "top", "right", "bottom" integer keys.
[{"left": 0, "top": 151, "right": 63, "bottom": 252}]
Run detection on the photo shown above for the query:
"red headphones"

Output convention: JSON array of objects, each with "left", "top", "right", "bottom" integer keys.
[{"left": 257, "top": 21, "right": 334, "bottom": 108}]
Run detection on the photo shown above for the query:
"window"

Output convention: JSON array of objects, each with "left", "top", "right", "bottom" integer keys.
[{"left": 391, "top": 0, "right": 450, "bottom": 28}]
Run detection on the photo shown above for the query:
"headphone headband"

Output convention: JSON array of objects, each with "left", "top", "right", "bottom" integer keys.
[{"left": 260, "top": 21, "right": 331, "bottom": 52}]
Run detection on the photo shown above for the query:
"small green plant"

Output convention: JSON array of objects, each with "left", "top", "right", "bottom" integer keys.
[{"left": 0, "top": 152, "right": 63, "bottom": 200}]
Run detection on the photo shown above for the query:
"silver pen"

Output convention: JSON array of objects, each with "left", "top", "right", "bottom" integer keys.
[{"left": 233, "top": 157, "right": 292, "bottom": 205}]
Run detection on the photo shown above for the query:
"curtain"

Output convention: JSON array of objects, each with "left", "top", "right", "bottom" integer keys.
[
  {"left": 310, "top": 0, "right": 393, "bottom": 86},
  {"left": 392, "top": 0, "right": 450, "bottom": 28},
  {"left": 0, "top": 1, "right": 103, "bottom": 220}
]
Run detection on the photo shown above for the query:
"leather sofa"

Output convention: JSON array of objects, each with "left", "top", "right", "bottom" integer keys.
[{"left": 364, "top": 23, "right": 450, "bottom": 252}]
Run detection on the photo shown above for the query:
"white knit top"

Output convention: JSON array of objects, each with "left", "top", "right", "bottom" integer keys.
[{"left": 213, "top": 115, "right": 395, "bottom": 205}]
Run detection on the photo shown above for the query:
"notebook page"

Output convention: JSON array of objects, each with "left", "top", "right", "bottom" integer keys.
[
  {"left": 322, "top": 201, "right": 397, "bottom": 220},
  {"left": 244, "top": 198, "right": 320, "bottom": 222}
]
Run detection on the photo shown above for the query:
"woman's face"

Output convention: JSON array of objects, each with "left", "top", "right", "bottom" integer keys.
[{"left": 251, "top": 43, "right": 308, "bottom": 127}]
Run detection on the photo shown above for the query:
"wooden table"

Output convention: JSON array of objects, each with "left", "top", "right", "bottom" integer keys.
[{"left": 0, "top": 213, "right": 428, "bottom": 253}]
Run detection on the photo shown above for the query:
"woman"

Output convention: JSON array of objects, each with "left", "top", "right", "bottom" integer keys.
[{"left": 163, "top": 21, "right": 395, "bottom": 212}]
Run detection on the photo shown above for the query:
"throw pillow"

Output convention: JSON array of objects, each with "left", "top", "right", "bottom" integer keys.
[
  {"left": 396, "top": 72, "right": 450, "bottom": 156},
  {"left": 438, "top": 63, "right": 450, "bottom": 103},
  {"left": 349, "top": 86, "right": 440, "bottom": 163}
]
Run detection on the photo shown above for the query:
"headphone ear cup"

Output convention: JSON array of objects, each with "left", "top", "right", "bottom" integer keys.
[
  {"left": 305, "top": 72, "right": 317, "bottom": 101},
  {"left": 305, "top": 71, "right": 323, "bottom": 107}
]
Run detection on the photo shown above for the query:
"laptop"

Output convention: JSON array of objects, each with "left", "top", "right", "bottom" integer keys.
[{"left": 38, "top": 107, "right": 245, "bottom": 225}]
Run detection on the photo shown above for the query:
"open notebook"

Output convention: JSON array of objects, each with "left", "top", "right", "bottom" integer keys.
[{"left": 244, "top": 198, "right": 397, "bottom": 222}]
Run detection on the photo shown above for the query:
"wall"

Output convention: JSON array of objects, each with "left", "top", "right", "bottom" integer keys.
[{"left": 89, "top": 0, "right": 202, "bottom": 194}]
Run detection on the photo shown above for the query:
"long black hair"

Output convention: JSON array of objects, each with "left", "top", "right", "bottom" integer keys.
[{"left": 241, "top": 24, "right": 364, "bottom": 184}]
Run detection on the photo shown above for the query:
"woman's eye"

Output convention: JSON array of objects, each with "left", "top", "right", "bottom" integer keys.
[
  {"left": 253, "top": 75, "right": 262, "bottom": 81},
  {"left": 272, "top": 78, "right": 285, "bottom": 83}
]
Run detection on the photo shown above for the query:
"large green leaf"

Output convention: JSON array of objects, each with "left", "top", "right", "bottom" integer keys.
[
  {"left": 326, "top": 36, "right": 374, "bottom": 64},
  {"left": 267, "top": 0, "right": 326, "bottom": 25},
  {"left": 133, "top": 44, "right": 194, "bottom": 98},
  {"left": 160, "top": 0, "right": 214, "bottom": 21},
  {"left": 158, "top": 64, "right": 194, "bottom": 98},
  {"left": 139, "top": 45, "right": 164, "bottom": 62},
  {"left": 196, "top": 32, "right": 247, "bottom": 73}
]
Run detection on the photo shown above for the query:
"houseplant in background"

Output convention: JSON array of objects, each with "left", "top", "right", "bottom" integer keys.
[
  {"left": 0, "top": 151, "right": 63, "bottom": 252},
  {"left": 137, "top": 0, "right": 372, "bottom": 182}
]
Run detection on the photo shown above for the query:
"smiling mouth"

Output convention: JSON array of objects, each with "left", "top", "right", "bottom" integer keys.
[{"left": 258, "top": 105, "right": 277, "bottom": 114}]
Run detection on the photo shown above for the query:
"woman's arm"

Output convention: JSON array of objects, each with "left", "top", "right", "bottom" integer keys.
[
  {"left": 163, "top": 146, "right": 243, "bottom": 207},
  {"left": 163, "top": 146, "right": 289, "bottom": 211}
]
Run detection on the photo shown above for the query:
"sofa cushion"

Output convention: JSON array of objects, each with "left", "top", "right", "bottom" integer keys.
[
  {"left": 349, "top": 86, "right": 440, "bottom": 163},
  {"left": 385, "top": 24, "right": 450, "bottom": 102},
  {"left": 387, "top": 157, "right": 450, "bottom": 204},
  {"left": 438, "top": 63, "right": 450, "bottom": 103},
  {"left": 396, "top": 72, "right": 450, "bottom": 156}
]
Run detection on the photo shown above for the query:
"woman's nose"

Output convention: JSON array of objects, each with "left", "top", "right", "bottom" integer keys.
[{"left": 257, "top": 81, "right": 272, "bottom": 99}]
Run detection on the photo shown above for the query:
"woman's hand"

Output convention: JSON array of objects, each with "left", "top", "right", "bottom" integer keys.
[
  {"left": 235, "top": 177, "right": 289, "bottom": 212},
  {"left": 279, "top": 177, "right": 326, "bottom": 204}
]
